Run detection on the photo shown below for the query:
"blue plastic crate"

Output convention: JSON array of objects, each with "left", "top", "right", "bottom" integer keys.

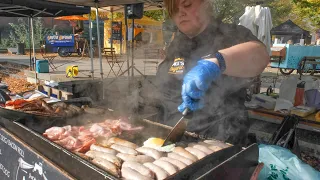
[{"left": 36, "top": 60, "right": 49, "bottom": 73}]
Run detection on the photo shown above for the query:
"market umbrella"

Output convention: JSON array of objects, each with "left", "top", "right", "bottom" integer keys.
[{"left": 54, "top": 15, "right": 89, "bottom": 21}]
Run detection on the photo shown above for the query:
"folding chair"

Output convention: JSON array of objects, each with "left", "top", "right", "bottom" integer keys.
[
  {"left": 103, "top": 48, "right": 125, "bottom": 78},
  {"left": 40, "top": 44, "right": 57, "bottom": 71},
  {"left": 143, "top": 48, "right": 161, "bottom": 75}
]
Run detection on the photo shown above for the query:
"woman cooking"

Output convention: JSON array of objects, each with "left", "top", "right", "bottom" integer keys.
[{"left": 127, "top": 0, "right": 269, "bottom": 147}]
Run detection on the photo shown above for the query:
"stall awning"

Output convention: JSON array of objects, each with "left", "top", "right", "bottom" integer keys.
[
  {"left": 0, "top": 0, "right": 91, "bottom": 17},
  {"left": 271, "top": 20, "right": 310, "bottom": 37},
  {"left": 47, "top": 0, "right": 163, "bottom": 7}
]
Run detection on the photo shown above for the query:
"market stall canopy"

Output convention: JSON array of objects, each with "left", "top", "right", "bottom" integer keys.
[
  {"left": 55, "top": 15, "right": 89, "bottom": 21},
  {"left": 47, "top": 0, "right": 163, "bottom": 7},
  {"left": 271, "top": 20, "right": 310, "bottom": 37},
  {"left": 0, "top": 0, "right": 91, "bottom": 17}
]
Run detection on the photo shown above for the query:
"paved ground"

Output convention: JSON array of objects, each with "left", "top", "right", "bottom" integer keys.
[{"left": 1, "top": 53, "right": 319, "bottom": 92}]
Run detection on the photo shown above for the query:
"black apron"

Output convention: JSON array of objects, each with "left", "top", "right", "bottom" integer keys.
[{"left": 153, "top": 21, "right": 259, "bottom": 146}]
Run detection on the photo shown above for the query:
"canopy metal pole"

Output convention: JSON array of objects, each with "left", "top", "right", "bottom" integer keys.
[
  {"left": 131, "top": 19, "right": 134, "bottom": 77},
  {"left": 89, "top": 11, "right": 94, "bottom": 79},
  {"left": 28, "top": 17, "right": 32, "bottom": 71},
  {"left": 30, "top": 17, "right": 38, "bottom": 83},
  {"left": 95, "top": 3, "right": 104, "bottom": 99},
  {"left": 111, "top": 7, "right": 113, "bottom": 50},
  {"left": 124, "top": 6, "right": 130, "bottom": 77}
]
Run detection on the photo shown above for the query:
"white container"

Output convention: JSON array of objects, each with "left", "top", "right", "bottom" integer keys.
[
  {"left": 254, "top": 94, "right": 276, "bottom": 110},
  {"left": 279, "top": 76, "right": 299, "bottom": 104}
]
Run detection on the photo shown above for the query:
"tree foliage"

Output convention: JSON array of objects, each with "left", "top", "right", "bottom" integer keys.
[
  {"left": 7, "top": 18, "right": 55, "bottom": 48},
  {"left": 292, "top": 0, "right": 320, "bottom": 28}
]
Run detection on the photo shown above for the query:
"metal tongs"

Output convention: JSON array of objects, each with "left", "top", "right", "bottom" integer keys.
[{"left": 162, "top": 108, "right": 192, "bottom": 146}]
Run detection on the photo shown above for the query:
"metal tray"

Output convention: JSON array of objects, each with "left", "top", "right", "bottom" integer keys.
[{"left": 0, "top": 115, "right": 258, "bottom": 180}]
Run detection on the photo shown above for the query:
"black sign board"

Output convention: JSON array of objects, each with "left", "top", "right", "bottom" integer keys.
[
  {"left": 111, "top": 22, "right": 122, "bottom": 41},
  {"left": 0, "top": 128, "right": 73, "bottom": 180}
]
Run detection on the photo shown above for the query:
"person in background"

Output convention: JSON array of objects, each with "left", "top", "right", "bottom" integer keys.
[
  {"left": 74, "top": 27, "right": 84, "bottom": 55},
  {"left": 147, "top": 0, "right": 270, "bottom": 146}
]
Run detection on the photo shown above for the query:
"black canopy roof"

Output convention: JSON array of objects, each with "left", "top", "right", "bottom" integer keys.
[
  {"left": 271, "top": 19, "right": 310, "bottom": 37},
  {"left": 0, "top": 0, "right": 91, "bottom": 17}
]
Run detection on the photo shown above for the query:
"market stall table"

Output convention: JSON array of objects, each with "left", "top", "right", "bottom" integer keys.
[{"left": 248, "top": 108, "right": 320, "bottom": 132}]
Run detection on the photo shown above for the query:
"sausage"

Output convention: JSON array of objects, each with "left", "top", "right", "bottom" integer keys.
[
  {"left": 107, "top": 137, "right": 138, "bottom": 149},
  {"left": 82, "top": 106, "right": 105, "bottom": 114},
  {"left": 54, "top": 107, "right": 66, "bottom": 116},
  {"left": 203, "top": 140, "right": 231, "bottom": 148},
  {"left": 143, "top": 162, "right": 169, "bottom": 180},
  {"left": 85, "top": 151, "right": 121, "bottom": 167},
  {"left": 68, "top": 104, "right": 83, "bottom": 114},
  {"left": 192, "top": 145, "right": 214, "bottom": 155},
  {"left": 121, "top": 167, "right": 152, "bottom": 180},
  {"left": 208, "top": 146, "right": 223, "bottom": 152},
  {"left": 185, "top": 147, "right": 207, "bottom": 159},
  {"left": 90, "top": 144, "right": 117, "bottom": 155},
  {"left": 167, "top": 153, "right": 193, "bottom": 165},
  {"left": 159, "top": 157, "right": 187, "bottom": 170},
  {"left": 153, "top": 160, "right": 178, "bottom": 175},
  {"left": 41, "top": 100, "right": 54, "bottom": 113},
  {"left": 173, "top": 147, "right": 198, "bottom": 162},
  {"left": 116, "top": 153, "right": 154, "bottom": 163},
  {"left": 136, "top": 147, "right": 164, "bottom": 160},
  {"left": 122, "top": 161, "right": 154, "bottom": 178},
  {"left": 52, "top": 102, "right": 67, "bottom": 109},
  {"left": 110, "top": 144, "right": 138, "bottom": 155},
  {"left": 92, "top": 157, "right": 120, "bottom": 177}
]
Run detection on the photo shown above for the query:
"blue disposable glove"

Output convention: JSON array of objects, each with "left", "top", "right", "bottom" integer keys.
[{"left": 178, "top": 60, "right": 221, "bottom": 112}]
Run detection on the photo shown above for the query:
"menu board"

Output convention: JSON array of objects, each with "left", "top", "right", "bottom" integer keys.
[
  {"left": 0, "top": 128, "right": 73, "bottom": 180},
  {"left": 111, "top": 22, "right": 122, "bottom": 41}
]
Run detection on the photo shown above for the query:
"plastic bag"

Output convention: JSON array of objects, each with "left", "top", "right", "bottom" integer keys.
[{"left": 258, "top": 144, "right": 320, "bottom": 180}]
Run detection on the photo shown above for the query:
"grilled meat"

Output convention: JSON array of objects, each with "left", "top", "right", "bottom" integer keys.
[
  {"left": 90, "top": 144, "right": 117, "bottom": 155},
  {"left": 92, "top": 157, "right": 120, "bottom": 177},
  {"left": 136, "top": 147, "right": 165, "bottom": 160},
  {"left": 122, "top": 161, "right": 154, "bottom": 179},
  {"left": 143, "top": 162, "right": 169, "bottom": 180},
  {"left": 153, "top": 160, "right": 178, "bottom": 175},
  {"left": 107, "top": 137, "right": 138, "bottom": 149},
  {"left": 116, "top": 153, "right": 154, "bottom": 163},
  {"left": 185, "top": 147, "right": 207, "bottom": 159},
  {"left": 173, "top": 147, "right": 198, "bottom": 162},
  {"left": 159, "top": 157, "right": 187, "bottom": 170},
  {"left": 85, "top": 151, "right": 121, "bottom": 167},
  {"left": 110, "top": 144, "right": 138, "bottom": 155},
  {"left": 121, "top": 167, "right": 152, "bottom": 180},
  {"left": 167, "top": 153, "right": 193, "bottom": 165}
]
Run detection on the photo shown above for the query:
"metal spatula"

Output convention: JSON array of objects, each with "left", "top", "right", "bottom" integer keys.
[{"left": 162, "top": 108, "right": 191, "bottom": 146}]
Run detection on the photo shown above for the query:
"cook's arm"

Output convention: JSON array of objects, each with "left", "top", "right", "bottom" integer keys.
[{"left": 207, "top": 41, "right": 270, "bottom": 78}]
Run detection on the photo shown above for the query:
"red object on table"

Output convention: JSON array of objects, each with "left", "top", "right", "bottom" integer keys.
[{"left": 294, "top": 82, "right": 306, "bottom": 107}]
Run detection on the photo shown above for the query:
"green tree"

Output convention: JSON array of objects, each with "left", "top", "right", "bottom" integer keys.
[
  {"left": 292, "top": 0, "right": 320, "bottom": 29},
  {"left": 144, "top": 10, "right": 165, "bottom": 21},
  {"left": 8, "top": 18, "right": 55, "bottom": 48}
]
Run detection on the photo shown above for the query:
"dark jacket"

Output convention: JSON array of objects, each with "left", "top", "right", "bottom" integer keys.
[{"left": 153, "top": 21, "right": 260, "bottom": 146}]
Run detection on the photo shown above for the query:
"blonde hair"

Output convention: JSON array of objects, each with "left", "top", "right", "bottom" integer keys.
[{"left": 164, "top": 0, "right": 214, "bottom": 18}]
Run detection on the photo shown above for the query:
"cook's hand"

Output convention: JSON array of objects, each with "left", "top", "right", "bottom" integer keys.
[{"left": 178, "top": 60, "right": 221, "bottom": 112}]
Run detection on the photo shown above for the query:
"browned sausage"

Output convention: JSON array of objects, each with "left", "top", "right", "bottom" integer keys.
[
  {"left": 136, "top": 147, "right": 164, "bottom": 160},
  {"left": 143, "top": 162, "right": 169, "bottom": 180},
  {"left": 85, "top": 151, "right": 121, "bottom": 167},
  {"left": 92, "top": 157, "right": 120, "bottom": 177},
  {"left": 167, "top": 153, "right": 193, "bottom": 165},
  {"left": 173, "top": 147, "right": 198, "bottom": 162},
  {"left": 116, "top": 153, "right": 154, "bottom": 163},
  {"left": 122, "top": 161, "right": 154, "bottom": 178},
  {"left": 107, "top": 137, "right": 138, "bottom": 149},
  {"left": 110, "top": 144, "right": 138, "bottom": 155},
  {"left": 90, "top": 144, "right": 117, "bottom": 155}
]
